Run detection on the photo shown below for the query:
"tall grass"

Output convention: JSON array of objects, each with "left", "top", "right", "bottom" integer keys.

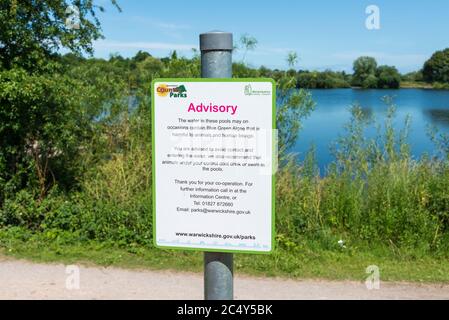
[
  {"left": 276, "top": 101, "right": 449, "bottom": 255},
  {"left": 1, "top": 96, "right": 449, "bottom": 257}
]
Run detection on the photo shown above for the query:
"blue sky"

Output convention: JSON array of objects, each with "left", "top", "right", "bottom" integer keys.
[{"left": 92, "top": 0, "right": 449, "bottom": 73}]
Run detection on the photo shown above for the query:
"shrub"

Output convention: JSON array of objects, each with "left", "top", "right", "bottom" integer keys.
[
  {"left": 423, "top": 48, "right": 449, "bottom": 83},
  {"left": 377, "top": 65, "right": 401, "bottom": 89}
]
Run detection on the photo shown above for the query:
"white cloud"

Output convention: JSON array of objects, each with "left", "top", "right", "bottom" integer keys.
[
  {"left": 153, "top": 22, "right": 190, "bottom": 31},
  {"left": 130, "top": 16, "right": 190, "bottom": 30},
  {"left": 257, "top": 47, "right": 294, "bottom": 55},
  {"left": 94, "top": 40, "right": 197, "bottom": 52},
  {"left": 128, "top": 17, "right": 191, "bottom": 39},
  {"left": 332, "top": 51, "right": 428, "bottom": 67}
]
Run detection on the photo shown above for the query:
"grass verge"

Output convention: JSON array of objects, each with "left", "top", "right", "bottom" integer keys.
[{"left": 1, "top": 228, "right": 448, "bottom": 283}]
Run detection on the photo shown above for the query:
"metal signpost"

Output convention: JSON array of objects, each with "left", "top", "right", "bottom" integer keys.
[
  {"left": 152, "top": 31, "right": 275, "bottom": 301},
  {"left": 200, "top": 31, "right": 234, "bottom": 300}
]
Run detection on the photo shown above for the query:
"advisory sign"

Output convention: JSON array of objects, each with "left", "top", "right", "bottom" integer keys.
[{"left": 152, "top": 79, "right": 275, "bottom": 254}]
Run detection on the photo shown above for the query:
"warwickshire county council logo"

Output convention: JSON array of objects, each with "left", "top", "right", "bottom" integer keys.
[
  {"left": 244, "top": 84, "right": 270, "bottom": 96},
  {"left": 244, "top": 84, "right": 253, "bottom": 96},
  {"left": 156, "top": 84, "right": 187, "bottom": 98}
]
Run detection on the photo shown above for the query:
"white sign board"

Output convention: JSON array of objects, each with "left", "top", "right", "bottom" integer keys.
[{"left": 152, "top": 79, "right": 275, "bottom": 254}]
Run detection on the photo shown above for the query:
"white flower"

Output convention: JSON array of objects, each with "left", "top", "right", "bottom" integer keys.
[{"left": 338, "top": 239, "right": 347, "bottom": 248}]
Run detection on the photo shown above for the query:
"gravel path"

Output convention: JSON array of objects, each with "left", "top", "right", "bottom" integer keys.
[{"left": 1, "top": 257, "right": 448, "bottom": 300}]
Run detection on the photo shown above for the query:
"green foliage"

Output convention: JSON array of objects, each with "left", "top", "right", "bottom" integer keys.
[
  {"left": 0, "top": 0, "right": 120, "bottom": 72},
  {"left": 351, "top": 57, "right": 401, "bottom": 89},
  {"left": 400, "top": 70, "right": 430, "bottom": 89},
  {"left": 376, "top": 65, "right": 401, "bottom": 89},
  {"left": 432, "top": 82, "right": 449, "bottom": 90},
  {"left": 1, "top": 12, "right": 449, "bottom": 267},
  {"left": 362, "top": 74, "right": 379, "bottom": 89},
  {"left": 1, "top": 50, "right": 449, "bottom": 256},
  {"left": 276, "top": 74, "right": 315, "bottom": 154},
  {"left": 297, "top": 70, "right": 351, "bottom": 89},
  {"left": 1, "top": 68, "right": 78, "bottom": 198},
  {"left": 233, "top": 62, "right": 260, "bottom": 78},
  {"left": 352, "top": 56, "right": 378, "bottom": 87},
  {"left": 276, "top": 103, "right": 449, "bottom": 254},
  {"left": 423, "top": 48, "right": 449, "bottom": 83},
  {"left": 239, "top": 34, "right": 258, "bottom": 63},
  {"left": 0, "top": 0, "right": 123, "bottom": 205},
  {"left": 0, "top": 105, "right": 153, "bottom": 245},
  {"left": 402, "top": 70, "right": 424, "bottom": 82},
  {"left": 78, "top": 107, "right": 152, "bottom": 244},
  {"left": 2, "top": 46, "right": 449, "bottom": 256},
  {"left": 287, "top": 51, "right": 298, "bottom": 68},
  {"left": 292, "top": 58, "right": 402, "bottom": 90}
]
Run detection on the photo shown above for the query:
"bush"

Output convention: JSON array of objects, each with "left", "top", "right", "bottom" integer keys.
[
  {"left": 352, "top": 56, "right": 377, "bottom": 87},
  {"left": 377, "top": 65, "right": 401, "bottom": 89},
  {"left": 296, "top": 71, "right": 350, "bottom": 89},
  {"left": 362, "top": 74, "right": 379, "bottom": 89},
  {"left": 275, "top": 104, "right": 449, "bottom": 253},
  {"left": 433, "top": 82, "right": 449, "bottom": 90},
  {"left": 1, "top": 49, "right": 448, "bottom": 258},
  {"left": 423, "top": 48, "right": 449, "bottom": 83}
]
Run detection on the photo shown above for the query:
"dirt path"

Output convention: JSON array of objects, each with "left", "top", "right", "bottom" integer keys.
[{"left": 1, "top": 257, "right": 448, "bottom": 300}]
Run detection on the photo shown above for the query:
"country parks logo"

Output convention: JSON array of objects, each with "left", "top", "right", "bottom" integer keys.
[{"left": 156, "top": 84, "right": 187, "bottom": 98}]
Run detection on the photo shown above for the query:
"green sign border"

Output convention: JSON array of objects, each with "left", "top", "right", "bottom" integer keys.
[{"left": 151, "top": 78, "right": 276, "bottom": 255}]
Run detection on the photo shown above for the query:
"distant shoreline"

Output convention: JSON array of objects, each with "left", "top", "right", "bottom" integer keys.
[
  {"left": 299, "top": 83, "right": 449, "bottom": 90},
  {"left": 399, "top": 81, "right": 435, "bottom": 89}
]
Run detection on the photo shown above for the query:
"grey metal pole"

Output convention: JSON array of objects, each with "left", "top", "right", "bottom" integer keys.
[{"left": 200, "top": 31, "right": 234, "bottom": 300}]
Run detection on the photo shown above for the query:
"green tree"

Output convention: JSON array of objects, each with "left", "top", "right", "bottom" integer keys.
[
  {"left": 0, "top": 1, "right": 121, "bottom": 202},
  {"left": 402, "top": 70, "right": 423, "bottom": 82},
  {"left": 277, "top": 90, "right": 315, "bottom": 154},
  {"left": 133, "top": 50, "right": 152, "bottom": 63},
  {"left": 277, "top": 71, "right": 315, "bottom": 154},
  {"left": 239, "top": 34, "right": 258, "bottom": 63},
  {"left": 233, "top": 62, "right": 260, "bottom": 78},
  {"left": 287, "top": 51, "right": 298, "bottom": 68},
  {"left": 352, "top": 56, "right": 378, "bottom": 88},
  {"left": 161, "top": 56, "right": 200, "bottom": 78},
  {"left": 296, "top": 70, "right": 350, "bottom": 89},
  {"left": 362, "top": 74, "right": 379, "bottom": 89},
  {"left": 0, "top": 0, "right": 120, "bottom": 72},
  {"left": 376, "top": 65, "right": 401, "bottom": 89},
  {"left": 258, "top": 65, "right": 272, "bottom": 77},
  {"left": 134, "top": 56, "right": 164, "bottom": 87},
  {"left": 423, "top": 48, "right": 449, "bottom": 83}
]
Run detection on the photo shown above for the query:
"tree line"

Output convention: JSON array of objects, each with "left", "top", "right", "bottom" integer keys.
[{"left": 1, "top": 1, "right": 449, "bottom": 258}]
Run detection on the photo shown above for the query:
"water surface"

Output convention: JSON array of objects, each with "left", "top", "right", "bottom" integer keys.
[{"left": 291, "top": 89, "right": 449, "bottom": 171}]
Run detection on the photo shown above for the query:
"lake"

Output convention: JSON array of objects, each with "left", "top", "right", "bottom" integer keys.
[{"left": 291, "top": 89, "right": 449, "bottom": 171}]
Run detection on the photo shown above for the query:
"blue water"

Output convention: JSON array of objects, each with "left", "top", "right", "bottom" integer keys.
[{"left": 291, "top": 89, "right": 449, "bottom": 171}]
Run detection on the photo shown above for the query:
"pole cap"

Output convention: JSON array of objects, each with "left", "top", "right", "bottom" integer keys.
[{"left": 200, "top": 31, "right": 233, "bottom": 51}]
